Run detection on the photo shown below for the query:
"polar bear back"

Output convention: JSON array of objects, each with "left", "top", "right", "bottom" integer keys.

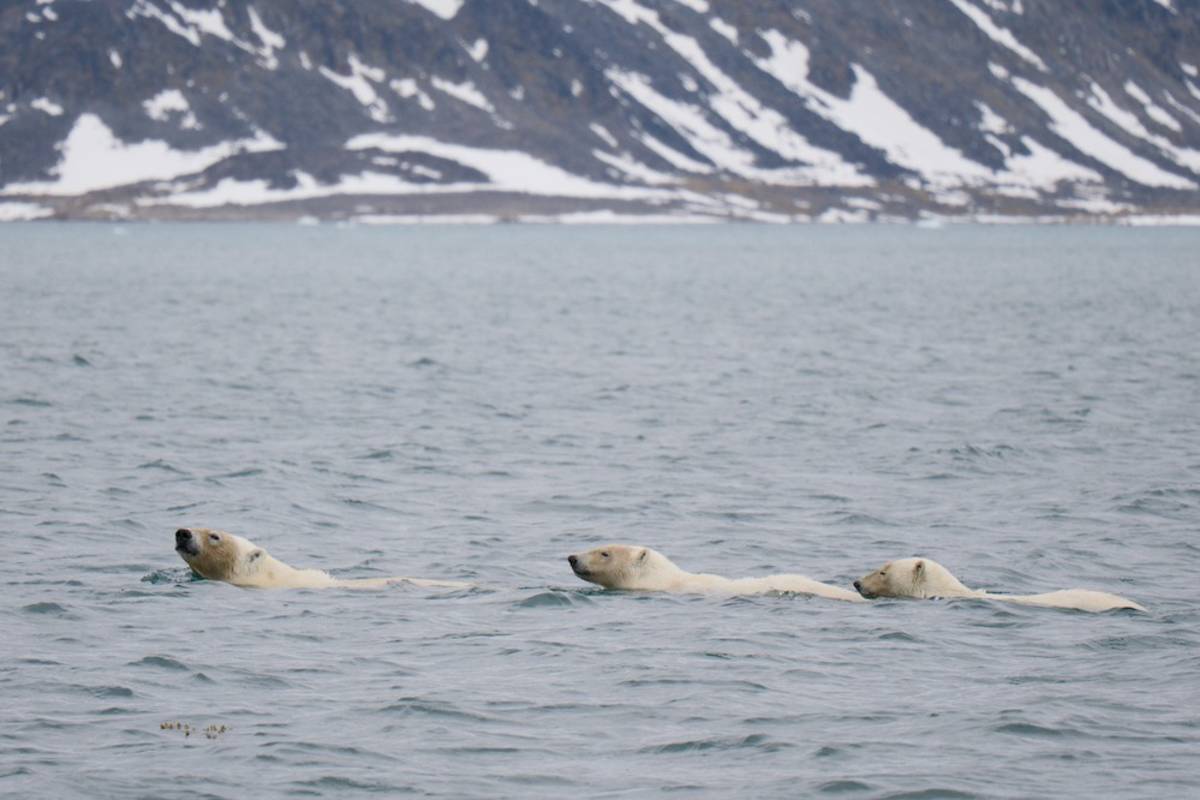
[
  {"left": 729, "top": 575, "right": 865, "bottom": 602},
  {"left": 854, "top": 556, "right": 1145, "bottom": 613},
  {"left": 567, "top": 544, "right": 865, "bottom": 602},
  {"left": 1000, "top": 589, "right": 1147, "bottom": 613}
]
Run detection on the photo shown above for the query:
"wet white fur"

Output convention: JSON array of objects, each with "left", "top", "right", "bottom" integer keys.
[
  {"left": 855, "top": 557, "right": 1146, "bottom": 613},
  {"left": 569, "top": 544, "right": 865, "bottom": 602},
  {"left": 177, "top": 528, "right": 471, "bottom": 590}
]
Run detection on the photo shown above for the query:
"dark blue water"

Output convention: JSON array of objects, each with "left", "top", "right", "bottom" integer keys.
[{"left": 1, "top": 223, "right": 1198, "bottom": 799}]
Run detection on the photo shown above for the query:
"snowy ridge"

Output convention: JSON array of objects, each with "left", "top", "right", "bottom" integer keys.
[{"left": 1, "top": 0, "right": 1199, "bottom": 222}]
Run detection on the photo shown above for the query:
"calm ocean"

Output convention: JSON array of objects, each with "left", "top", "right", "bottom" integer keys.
[{"left": 1, "top": 222, "right": 1197, "bottom": 799}]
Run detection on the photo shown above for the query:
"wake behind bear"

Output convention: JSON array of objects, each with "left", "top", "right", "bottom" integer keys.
[
  {"left": 174, "top": 527, "right": 471, "bottom": 590},
  {"left": 567, "top": 544, "right": 865, "bottom": 602},
  {"left": 854, "top": 557, "right": 1145, "bottom": 613}
]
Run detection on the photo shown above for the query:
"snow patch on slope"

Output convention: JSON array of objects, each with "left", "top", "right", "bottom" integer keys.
[
  {"left": 0, "top": 202, "right": 53, "bottom": 221},
  {"left": 321, "top": 56, "right": 391, "bottom": 123},
  {"left": 431, "top": 78, "right": 496, "bottom": 114},
  {"left": 1003, "top": 136, "right": 1102, "bottom": 188},
  {"left": 709, "top": 18, "right": 738, "bottom": 44},
  {"left": 248, "top": 7, "right": 284, "bottom": 50},
  {"left": 600, "top": 0, "right": 870, "bottom": 187},
  {"left": 405, "top": 0, "right": 463, "bottom": 20},
  {"left": 590, "top": 123, "right": 619, "bottom": 148},
  {"left": 143, "top": 89, "right": 199, "bottom": 129},
  {"left": 466, "top": 39, "right": 489, "bottom": 62},
  {"left": 32, "top": 98, "right": 64, "bottom": 116},
  {"left": 1124, "top": 81, "right": 1181, "bottom": 132},
  {"left": 638, "top": 133, "right": 713, "bottom": 173},
  {"left": 607, "top": 68, "right": 757, "bottom": 176},
  {"left": 1087, "top": 83, "right": 1200, "bottom": 172},
  {"left": 346, "top": 133, "right": 683, "bottom": 200},
  {"left": 593, "top": 149, "right": 678, "bottom": 185},
  {"left": 1, "top": 114, "right": 283, "bottom": 196},
  {"left": 1014, "top": 78, "right": 1195, "bottom": 188},
  {"left": 391, "top": 79, "right": 436, "bottom": 111},
  {"left": 247, "top": 6, "right": 285, "bottom": 69},
  {"left": 754, "top": 31, "right": 990, "bottom": 187},
  {"left": 945, "top": 0, "right": 1046, "bottom": 71},
  {"left": 147, "top": 136, "right": 705, "bottom": 210}
]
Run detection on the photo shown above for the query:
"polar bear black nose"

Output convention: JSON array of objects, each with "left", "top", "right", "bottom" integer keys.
[
  {"left": 853, "top": 580, "right": 862, "bottom": 592},
  {"left": 567, "top": 555, "right": 578, "bottom": 567},
  {"left": 176, "top": 528, "right": 193, "bottom": 546}
]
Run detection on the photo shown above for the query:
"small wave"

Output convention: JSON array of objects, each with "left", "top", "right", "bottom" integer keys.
[
  {"left": 293, "top": 776, "right": 403, "bottom": 792},
  {"left": 8, "top": 396, "right": 51, "bottom": 407},
  {"left": 995, "top": 721, "right": 1075, "bottom": 738},
  {"left": 642, "top": 733, "right": 789, "bottom": 754},
  {"left": 808, "top": 493, "right": 851, "bottom": 503},
  {"left": 942, "top": 443, "right": 1021, "bottom": 460},
  {"left": 137, "top": 459, "right": 186, "bottom": 474},
  {"left": 919, "top": 472, "right": 961, "bottom": 481},
  {"left": 129, "top": 656, "right": 189, "bottom": 671},
  {"left": 141, "top": 568, "right": 200, "bottom": 585},
  {"left": 877, "top": 790, "right": 977, "bottom": 800},
  {"left": 818, "top": 779, "right": 874, "bottom": 794},
  {"left": 513, "top": 590, "right": 593, "bottom": 608},
  {"left": 214, "top": 468, "right": 264, "bottom": 479},
  {"left": 377, "top": 697, "right": 495, "bottom": 723},
  {"left": 697, "top": 509, "right": 772, "bottom": 522},
  {"left": 830, "top": 512, "right": 895, "bottom": 527},
  {"left": 21, "top": 601, "right": 69, "bottom": 615}
]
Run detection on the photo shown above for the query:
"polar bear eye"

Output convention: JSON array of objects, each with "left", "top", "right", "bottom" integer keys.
[
  {"left": 601, "top": 551, "right": 610, "bottom": 558},
  {"left": 209, "top": 533, "right": 220, "bottom": 543}
]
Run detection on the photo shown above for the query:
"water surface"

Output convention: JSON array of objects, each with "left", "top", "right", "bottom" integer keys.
[{"left": 1, "top": 223, "right": 1198, "bottom": 799}]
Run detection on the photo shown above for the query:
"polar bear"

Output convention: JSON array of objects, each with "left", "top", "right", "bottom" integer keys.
[
  {"left": 567, "top": 544, "right": 865, "bottom": 602},
  {"left": 174, "top": 527, "right": 471, "bottom": 590},
  {"left": 853, "top": 557, "right": 1146, "bottom": 613}
]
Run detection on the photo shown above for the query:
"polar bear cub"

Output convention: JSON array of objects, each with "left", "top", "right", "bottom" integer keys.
[
  {"left": 854, "top": 557, "right": 1145, "bottom": 613},
  {"left": 568, "top": 544, "right": 865, "bottom": 602},
  {"left": 174, "top": 527, "right": 471, "bottom": 590}
]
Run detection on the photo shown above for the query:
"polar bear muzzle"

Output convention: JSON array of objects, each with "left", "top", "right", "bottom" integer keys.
[
  {"left": 175, "top": 528, "right": 200, "bottom": 557},
  {"left": 567, "top": 554, "right": 589, "bottom": 578}
]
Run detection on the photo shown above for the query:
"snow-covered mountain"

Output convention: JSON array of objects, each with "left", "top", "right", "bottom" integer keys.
[{"left": 2, "top": 0, "right": 1199, "bottom": 223}]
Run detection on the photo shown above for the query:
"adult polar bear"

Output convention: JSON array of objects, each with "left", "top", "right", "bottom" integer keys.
[
  {"left": 568, "top": 544, "right": 865, "bottom": 602},
  {"left": 175, "top": 527, "right": 471, "bottom": 590},
  {"left": 854, "top": 557, "right": 1146, "bottom": 613}
]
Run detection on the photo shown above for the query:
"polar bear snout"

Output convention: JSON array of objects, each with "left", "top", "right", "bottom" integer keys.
[
  {"left": 567, "top": 554, "right": 585, "bottom": 575},
  {"left": 175, "top": 528, "right": 199, "bottom": 556},
  {"left": 853, "top": 576, "right": 880, "bottom": 599}
]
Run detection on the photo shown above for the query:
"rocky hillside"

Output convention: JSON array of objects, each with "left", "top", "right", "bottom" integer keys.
[{"left": 2, "top": 0, "right": 1199, "bottom": 223}]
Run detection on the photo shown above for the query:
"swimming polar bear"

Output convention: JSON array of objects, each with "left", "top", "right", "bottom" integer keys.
[
  {"left": 853, "top": 557, "right": 1146, "bottom": 613},
  {"left": 174, "top": 527, "right": 472, "bottom": 590},
  {"left": 567, "top": 544, "right": 865, "bottom": 602}
]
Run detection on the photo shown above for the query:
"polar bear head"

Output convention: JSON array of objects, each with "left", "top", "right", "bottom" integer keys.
[
  {"left": 853, "top": 557, "right": 975, "bottom": 599},
  {"left": 567, "top": 544, "right": 666, "bottom": 589},
  {"left": 175, "top": 527, "right": 267, "bottom": 583}
]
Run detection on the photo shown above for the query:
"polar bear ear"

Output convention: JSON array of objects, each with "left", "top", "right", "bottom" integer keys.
[
  {"left": 248, "top": 549, "right": 264, "bottom": 562},
  {"left": 912, "top": 560, "right": 925, "bottom": 578},
  {"left": 637, "top": 548, "right": 648, "bottom": 562}
]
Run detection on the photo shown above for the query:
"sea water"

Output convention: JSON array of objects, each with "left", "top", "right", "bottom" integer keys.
[{"left": 1, "top": 223, "right": 1198, "bottom": 799}]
